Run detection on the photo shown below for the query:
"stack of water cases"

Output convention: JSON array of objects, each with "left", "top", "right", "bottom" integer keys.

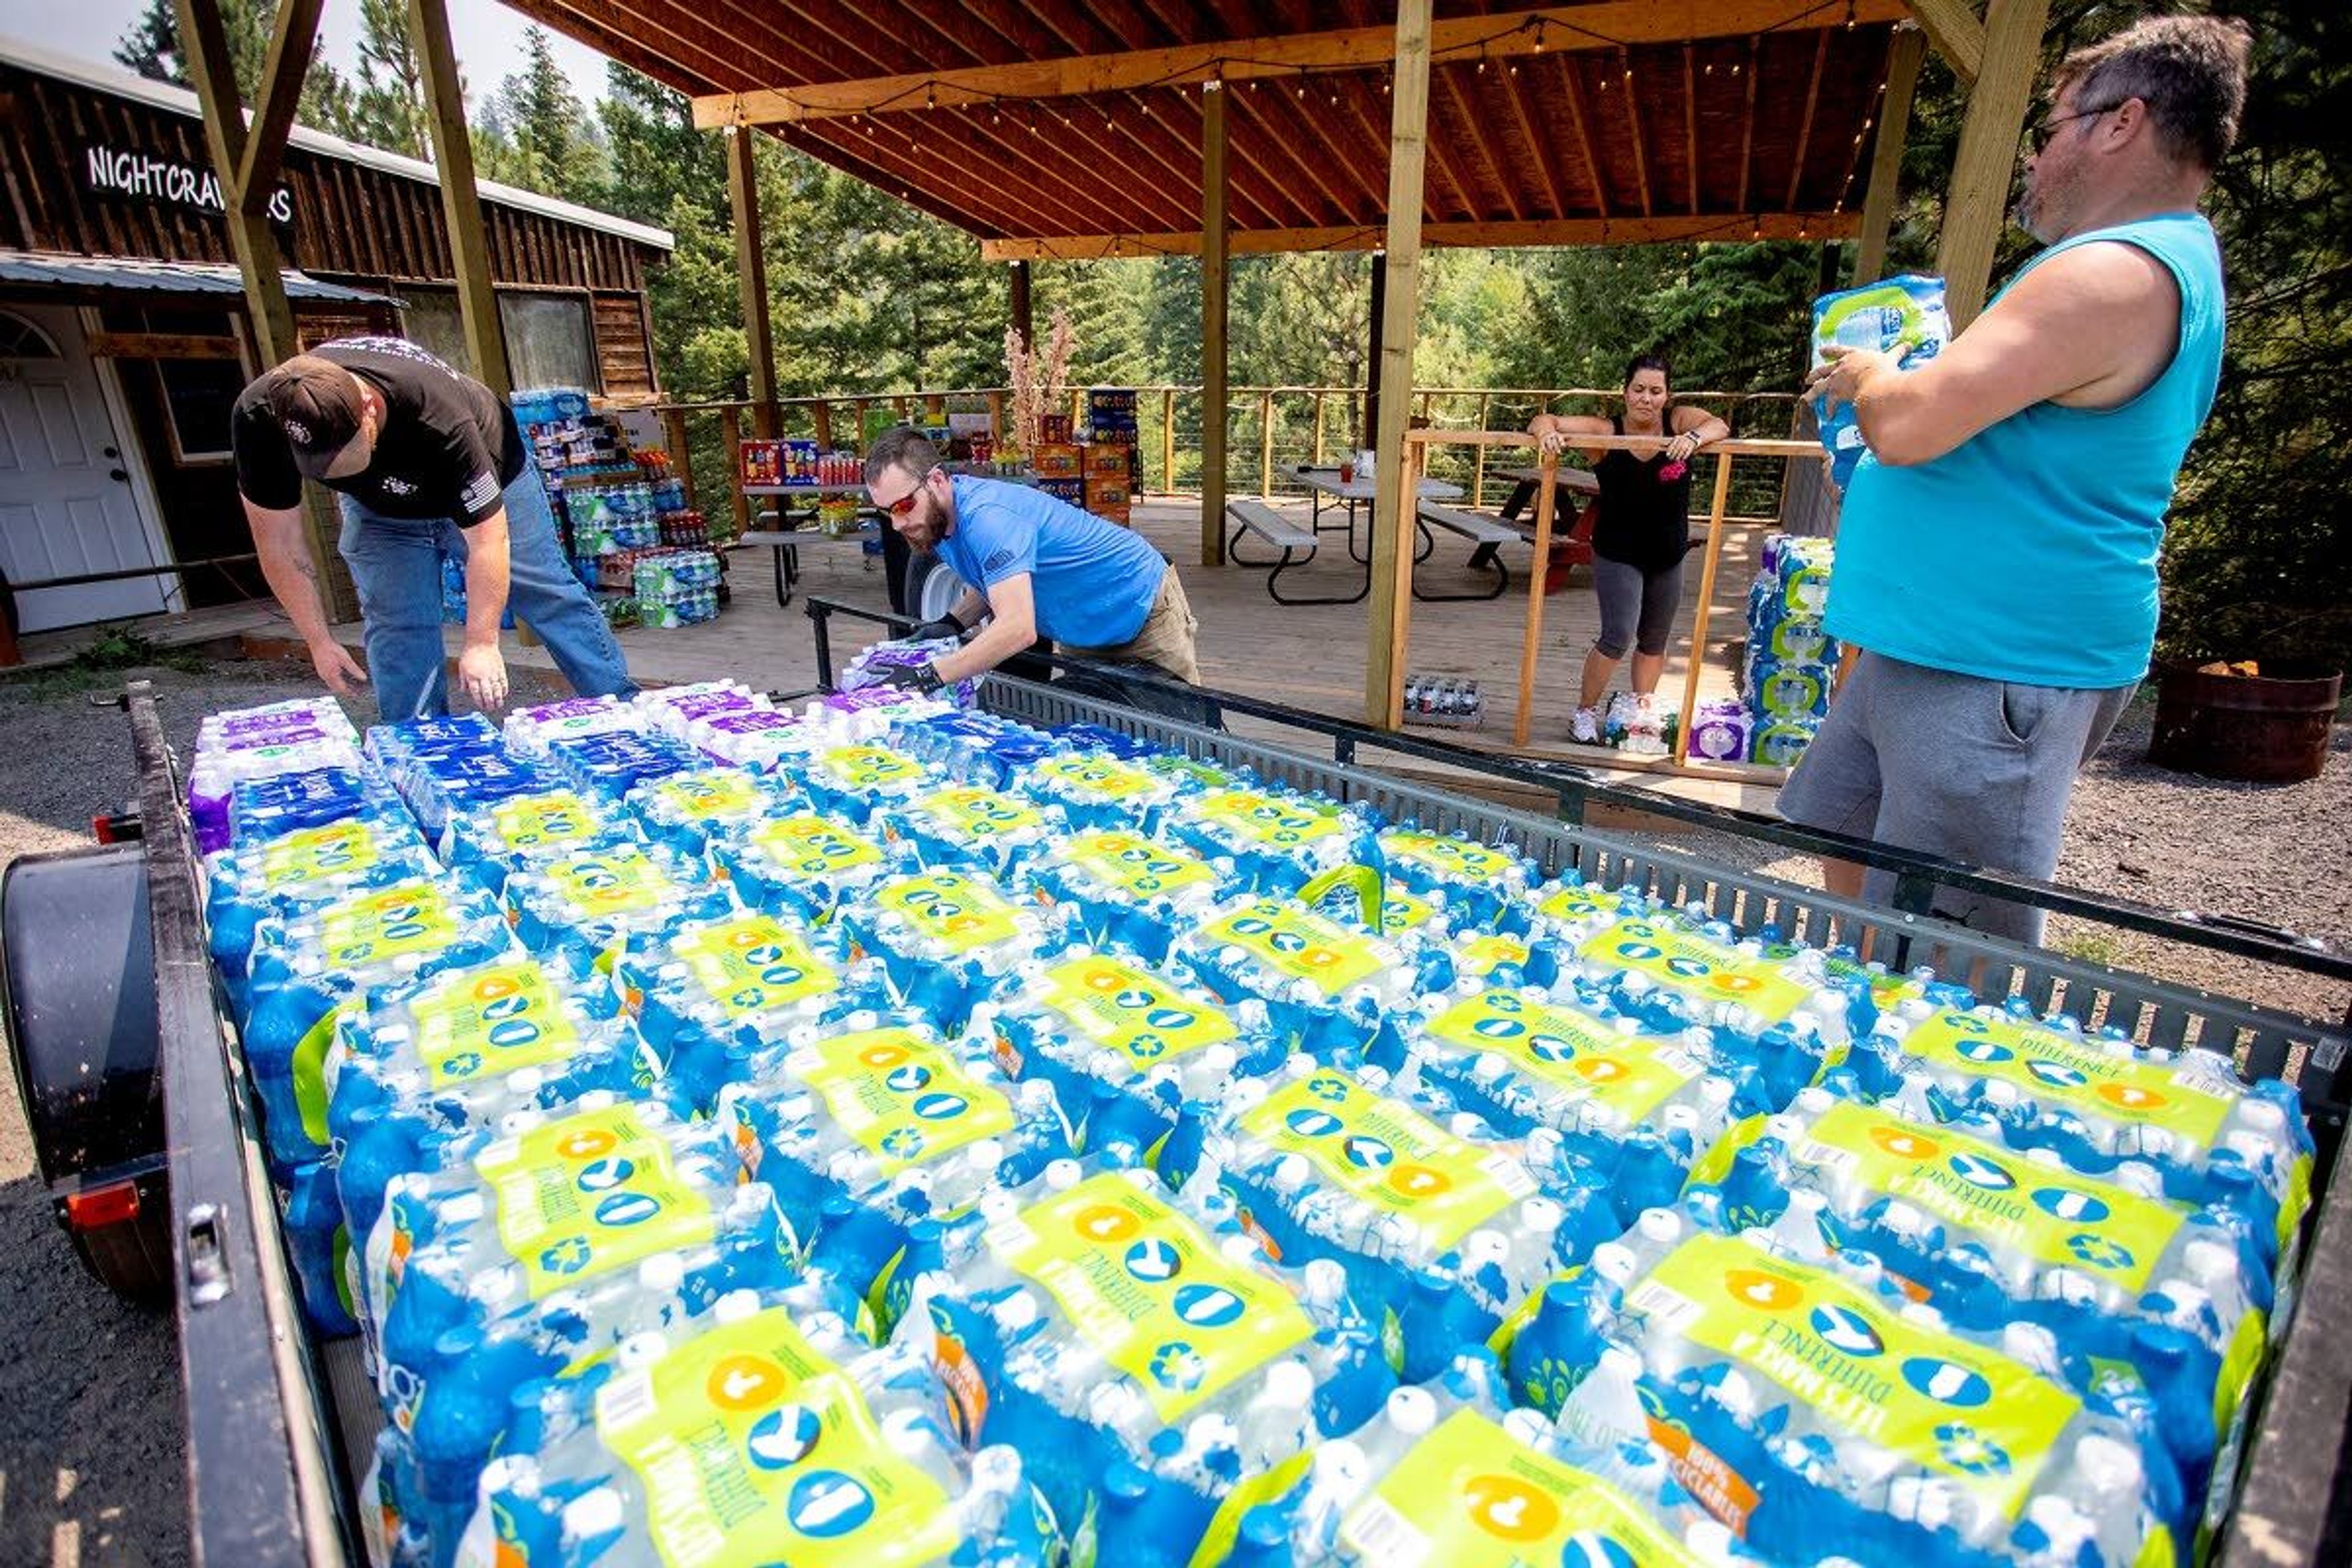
[
  {"left": 1741, "top": 533, "right": 1842, "bottom": 769},
  {"left": 185, "top": 687, "right": 2313, "bottom": 1568}
]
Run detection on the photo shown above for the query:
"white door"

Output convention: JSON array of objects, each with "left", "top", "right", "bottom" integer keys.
[{"left": 0, "top": 305, "right": 170, "bottom": 632}]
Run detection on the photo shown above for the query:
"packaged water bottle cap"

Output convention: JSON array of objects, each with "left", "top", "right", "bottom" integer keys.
[
  {"left": 1385, "top": 1384, "right": 1437, "bottom": 1436},
  {"left": 561, "top": 1487, "right": 626, "bottom": 1543},
  {"left": 2073, "top": 1432, "right": 2143, "bottom": 1497},
  {"left": 637, "top": 1252, "right": 686, "bottom": 1293},
  {"left": 1590, "top": 1243, "right": 1640, "bottom": 1285},
  {"left": 1636, "top": 1208, "right": 1682, "bottom": 1243}
]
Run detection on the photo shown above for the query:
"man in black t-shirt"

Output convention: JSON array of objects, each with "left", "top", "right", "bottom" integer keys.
[{"left": 232, "top": 339, "right": 633, "bottom": 718}]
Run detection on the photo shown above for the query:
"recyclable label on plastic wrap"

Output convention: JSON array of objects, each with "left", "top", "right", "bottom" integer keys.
[
  {"left": 913, "top": 786, "right": 1042, "bottom": 840},
  {"left": 1632, "top": 1234, "right": 2076, "bottom": 1523},
  {"left": 1036, "top": 956, "right": 1238, "bottom": 1065},
  {"left": 1201, "top": 900, "right": 1382, "bottom": 995},
  {"left": 257, "top": 817, "right": 386, "bottom": 886},
  {"left": 1030, "top": 755, "right": 1158, "bottom": 802},
  {"left": 1902, "top": 1011, "right": 2237, "bottom": 1150},
  {"left": 1242, "top": 1069, "right": 1529, "bottom": 1251},
  {"left": 1578, "top": 919, "right": 1810, "bottom": 1024},
  {"left": 1193, "top": 788, "right": 1343, "bottom": 848},
  {"left": 874, "top": 870, "right": 1021, "bottom": 954},
  {"left": 1340, "top": 1409, "right": 1699, "bottom": 1567},
  {"left": 747, "top": 814, "right": 884, "bottom": 881},
  {"left": 1057, "top": 831, "right": 1216, "bottom": 900},
  {"left": 671, "top": 916, "right": 839, "bottom": 1019},
  {"left": 813, "top": 745, "right": 927, "bottom": 793},
  {"left": 478, "top": 1104, "right": 715, "bottom": 1297},
  {"left": 549, "top": 845, "right": 679, "bottom": 920},
  {"left": 987, "top": 1173, "right": 1311, "bottom": 1422},
  {"left": 412, "top": 959, "right": 583, "bottom": 1087},
  {"left": 1425, "top": 990, "right": 1703, "bottom": 1127},
  {"left": 320, "top": 881, "right": 461, "bottom": 967},
  {"left": 1531, "top": 885, "right": 1626, "bottom": 926},
  {"left": 649, "top": 771, "right": 764, "bottom": 826},
  {"left": 1382, "top": 831, "right": 1521, "bottom": 886},
  {"left": 596, "top": 1306, "right": 958, "bottom": 1568},
  {"left": 1378, "top": 889, "right": 1439, "bottom": 934},
  {"left": 1452, "top": 935, "right": 1534, "bottom": 980},
  {"left": 791, "top": 1027, "right": 1014, "bottom": 1177},
  {"left": 486, "top": 790, "right": 603, "bottom": 854}
]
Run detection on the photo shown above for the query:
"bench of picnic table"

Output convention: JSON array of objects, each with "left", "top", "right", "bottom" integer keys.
[
  {"left": 1226, "top": 499, "right": 1368, "bottom": 605},
  {"left": 1414, "top": 501, "right": 1515, "bottom": 600}
]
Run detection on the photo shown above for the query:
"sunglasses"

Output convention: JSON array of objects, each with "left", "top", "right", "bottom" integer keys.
[
  {"left": 2027, "top": 102, "right": 2116, "bottom": 154},
  {"left": 881, "top": 466, "right": 940, "bottom": 516}
]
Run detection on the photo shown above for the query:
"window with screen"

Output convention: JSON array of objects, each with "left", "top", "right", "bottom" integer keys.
[{"left": 498, "top": 293, "right": 597, "bottom": 393}]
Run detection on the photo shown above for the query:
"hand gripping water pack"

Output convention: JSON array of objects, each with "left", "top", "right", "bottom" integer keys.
[
  {"left": 242, "top": 874, "right": 519, "bottom": 1170},
  {"left": 1848, "top": 999, "right": 2315, "bottom": 1267},
  {"left": 1023, "top": 829, "right": 1226, "bottom": 965},
  {"left": 841, "top": 636, "right": 980, "bottom": 709},
  {"left": 974, "top": 951, "right": 1285, "bottom": 1169},
  {"left": 616, "top": 911, "right": 888, "bottom": 1114},
  {"left": 453, "top": 1293, "right": 1057, "bottom": 1568},
  {"left": 1506, "top": 1219, "right": 2183, "bottom": 1568},
  {"left": 367, "top": 1099, "right": 821, "bottom": 1564},
  {"left": 1163, "top": 783, "right": 1385, "bottom": 898},
  {"left": 502, "top": 695, "right": 647, "bottom": 755},
  {"left": 438, "top": 788, "right": 635, "bottom": 895},
  {"left": 502, "top": 839, "right": 736, "bottom": 984},
  {"left": 1811, "top": 274, "right": 1952, "bottom": 489},
  {"left": 781, "top": 741, "right": 940, "bottom": 825},
  {"left": 619, "top": 765, "right": 786, "bottom": 858},
  {"left": 205, "top": 810, "right": 440, "bottom": 1014},
  {"left": 1193, "top": 1352, "right": 1743, "bottom": 1568},
  {"left": 1374, "top": 828, "right": 1538, "bottom": 933},
  {"left": 894, "top": 1161, "right": 1396, "bottom": 1568},
  {"left": 1014, "top": 750, "right": 1183, "bottom": 834},
  {"left": 710, "top": 809, "right": 897, "bottom": 925},
  {"left": 1174, "top": 892, "right": 1427, "bottom": 1069},
  {"left": 837, "top": 868, "right": 1054, "bottom": 1034},
  {"left": 874, "top": 783, "right": 1064, "bottom": 881},
  {"left": 1177, "top": 1058, "right": 1619, "bottom": 1383},
  {"left": 1403, "top": 983, "right": 1761, "bottom": 1224},
  {"left": 718, "top": 1020, "right": 1072, "bottom": 1321},
  {"left": 1684, "top": 1087, "right": 2277, "bottom": 1526},
  {"left": 546, "top": 731, "right": 705, "bottom": 805},
  {"left": 892, "top": 709, "right": 1063, "bottom": 788}
]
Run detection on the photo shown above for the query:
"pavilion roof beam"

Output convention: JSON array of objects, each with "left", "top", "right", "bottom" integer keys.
[
  {"left": 1253, "top": 76, "right": 1382, "bottom": 224},
  {"left": 1784, "top": 29, "right": 1832, "bottom": 211},
  {"left": 793, "top": 118, "right": 1106, "bottom": 236},
  {"left": 1615, "top": 47, "right": 1653, "bottom": 219},
  {"left": 1683, "top": 43, "right": 1701, "bottom": 214},
  {"left": 947, "top": 97, "right": 1205, "bottom": 233},
  {"left": 1504, "top": 56, "right": 1570, "bottom": 220},
  {"left": 1560, "top": 55, "right": 1611, "bottom": 221},
  {"left": 1158, "top": 89, "right": 1295, "bottom": 231},
  {"left": 688, "top": 0, "right": 1913, "bottom": 129},
  {"left": 1291, "top": 75, "right": 1410, "bottom": 220},
  {"left": 979, "top": 212, "right": 1856, "bottom": 261},
  {"left": 1438, "top": 66, "right": 1526, "bottom": 224},
  {"left": 1336, "top": 83, "right": 1477, "bottom": 224},
  {"left": 1736, "top": 34, "right": 1760, "bottom": 215},
  {"left": 1903, "top": 0, "right": 1985, "bottom": 87},
  {"left": 1125, "top": 94, "right": 1290, "bottom": 230},
  {"left": 511, "top": 0, "right": 790, "bottom": 98}
]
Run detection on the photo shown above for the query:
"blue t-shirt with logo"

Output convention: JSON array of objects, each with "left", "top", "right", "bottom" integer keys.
[{"left": 938, "top": 475, "right": 1166, "bottom": 647}]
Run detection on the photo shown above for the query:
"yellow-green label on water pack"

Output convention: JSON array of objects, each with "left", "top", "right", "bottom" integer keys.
[
  {"left": 258, "top": 818, "right": 385, "bottom": 886},
  {"left": 1633, "top": 1234, "right": 2078, "bottom": 1521},
  {"left": 1902, "top": 1011, "right": 2238, "bottom": 1151},
  {"left": 548, "top": 845, "right": 678, "bottom": 920},
  {"left": 987, "top": 1172, "right": 1311, "bottom": 1422},
  {"left": 1036, "top": 956, "right": 1238, "bottom": 1066},
  {"left": 1532, "top": 884, "right": 1625, "bottom": 926},
  {"left": 486, "top": 790, "right": 603, "bottom": 854},
  {"left": 1382, "top": 831, "right": 1521, "bottom": 886},
  {"left": 1057, "top": 831, "right": 1216, "bottom": 900},
  {"left": 1240, "top": 1069, "right": 1532, "bottom": 1251},
  {"left": 670, "top": 916, "right": 839, "bottom": 1019},
  {"left": 477, "top": 1104, "right": 716, "bottom": 1297},
  {"left": 1378, "top": 889, "right": 1438, "bottom": 933},
  {"left": 1453, "top": 935, "right": 1534, "bottom": 979},
  {"left": 651, "top": 770, "right": 763, "bottom": 825},
  {"left": 1341, "top": 1408, "right": 1704, "bottom": 1567},
  {"left": 1578, "top": 918, "right": 1811, "bottom": 1024},
  {"left": 815, "top": 745, "right": 925, "bottom": 793},
  {"left": 1031, "top": 755, "right": 1159, "bottom": 802},
  {"left": 875, "top": 870, "right": 1021, "bottom": 952},
  {"left": 1193, "top": 788, "right": 1342, "bottom": 848},
  {"left": 913, "top": 786, "right": 1042, "bottom": 839},
  {"left": 790, "top": 1027, "right": 1015, "bottom": 1177},
  {"left": 748, "top": 814, "right": 884, "bottom": 881},
  {"left": 595, "top": 1305, "right": 960, "bottom": 1568},
  {"left": 1202, "top": 900, "right": 1383, "bottom": 994},
  {"left": 410, "top": 959, "right": 582, "bottom": 1087},
  {"left": 1424, "top": 990, "right": 1706, "bottom": 1127},
  {"left": 1789, "top": 1099, "right": 2187, "bottom": 1292},
  {"left": 320, "top": 881, "right": 459, "bottom": 967}
]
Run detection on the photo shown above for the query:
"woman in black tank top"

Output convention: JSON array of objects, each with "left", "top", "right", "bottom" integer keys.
[{"left": 1526, "top": 354, "right": 1730, "bottom": 748}]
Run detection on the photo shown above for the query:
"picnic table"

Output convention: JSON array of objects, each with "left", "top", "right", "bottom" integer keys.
[
  {"left": 732, "top": 518, "right": 880, "bottom": 606},
  {"left": 1228, "top": 469, "right": 1520, "bottom": 605},
  {"left": 1495, "top": 464, "right": 1600, "bottom": 524},
  {"left": 1294, "top": 467, "right": 1464, "bottom": 563}
]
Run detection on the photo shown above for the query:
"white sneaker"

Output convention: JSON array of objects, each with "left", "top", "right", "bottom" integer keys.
[{"left": 1571, "top": 706, "right": 1600, "bottom": 744}]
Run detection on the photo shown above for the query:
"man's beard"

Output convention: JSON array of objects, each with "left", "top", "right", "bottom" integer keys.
[{"left": 900, "top": 512, "right": 946, "bottom": 550}]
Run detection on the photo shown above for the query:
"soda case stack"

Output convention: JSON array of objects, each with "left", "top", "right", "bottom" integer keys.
[
  {"left": 894, "top": 1161, "right": 1398, "bottom": 1568},
  {"left": 976, "top": 949, "right": 1286, "bottom": 1169},
  {"left": 1743, "top": 532, "right": 1841, "bottom": 769},
  {"left": 1161, "top": 780, "right": 1386, "bottom": 898},
  {"left": 1170, "top": 1057, "right": 1624, "bottom": 1382},
  {"left": 630, "top": 546, "right": 720, "bottom": 629},
  {"left": 1400, "top": 676, "right": 1485, "bottom": 728}
]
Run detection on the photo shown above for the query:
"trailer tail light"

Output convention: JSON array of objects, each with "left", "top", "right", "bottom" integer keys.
[
  {"left": 66, "top": 1180, "right": 141, "bottom": 1231},
  {"left": 90, "top": 812, "right": 141, "bottom": 845}
]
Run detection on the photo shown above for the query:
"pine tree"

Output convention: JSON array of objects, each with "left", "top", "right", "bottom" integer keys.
[
  {"left": 114, "top": 0, "right": 353, "bottom": 136},
  {"left": 597, "top": 64, "right": 725, "bottom": 230},
  {"left": 474, "top": 26, "right": 606, "bottom": 202},
  {"left": 349, "top": 0, "right": 430, "bottom": 160}
]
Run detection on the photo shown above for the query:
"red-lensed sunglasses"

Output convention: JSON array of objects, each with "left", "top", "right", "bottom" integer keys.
[{"left": 882, "top": 467, "right": 940, "bottom": 516}]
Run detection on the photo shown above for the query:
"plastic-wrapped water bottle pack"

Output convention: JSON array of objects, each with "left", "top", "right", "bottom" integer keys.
[{"left": 174, "top": 688, "right": 2312, "bottom": 1568}]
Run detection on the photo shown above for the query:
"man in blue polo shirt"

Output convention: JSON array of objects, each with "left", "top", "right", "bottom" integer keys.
[{"left": 862, "top": 427, "right": 1200, "bottom": 690}]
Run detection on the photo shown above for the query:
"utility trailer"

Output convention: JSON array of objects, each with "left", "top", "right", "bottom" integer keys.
[{"left": 4, "top": 670, "right": 2349, "bottom": 1566}]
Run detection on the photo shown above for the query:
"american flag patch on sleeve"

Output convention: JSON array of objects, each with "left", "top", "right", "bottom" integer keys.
[{"left": 460, "top": 472, "right": 500, "bottom": 514}]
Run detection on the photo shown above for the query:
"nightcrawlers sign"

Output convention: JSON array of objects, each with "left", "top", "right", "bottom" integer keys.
[{"left": 85, "top": 143, "right": 292, "bottom": 225}]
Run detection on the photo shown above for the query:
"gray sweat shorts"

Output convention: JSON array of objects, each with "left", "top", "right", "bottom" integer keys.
[{"left": 1777, "top": 652, "right": 2136, "bottom": 945}]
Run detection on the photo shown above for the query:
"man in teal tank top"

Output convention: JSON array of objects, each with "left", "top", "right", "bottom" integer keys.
[{"left": 1781, "top": 15, "right": 2252, "bottom": 944}]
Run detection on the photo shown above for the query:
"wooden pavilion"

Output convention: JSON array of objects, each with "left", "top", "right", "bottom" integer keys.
[{"left": 172, "top": 0, "right": 2054, "bottom": 720}]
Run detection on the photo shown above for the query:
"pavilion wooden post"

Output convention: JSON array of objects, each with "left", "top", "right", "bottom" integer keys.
[
  {"left": 1258, "top": 390, "right": 1275, "bottom": 500},
  {"left": 1311, "top": 391, "right": 1325, "bottom": 465},
  {"left": 410, "top": 0, "right": 508, "bottom": 396},
  {"left": 1852, "top": 24, "right": 1928, "bottom": 285},
  {"left": 1363, "top": 252, "right": 1386, "bottom": 448},
  {"left": 1934, "top": 0, "right": 2050, "bottom": 326},
  {"left": 173, "top": 0, "right": 355, "bottom": 622},
  {"left": 660, "top": 408, "right": 695, "bottom": 509},
  {"left": 1670, "top": 450, "right": 1740, "bottom": 766},
  {"left": 725, "top": 126, "right": 781, "bottom": 438},
  {"left": 813, "top": 402, "right": 835, "bottom": 448},
  {"left": 1159, "top": 388, "right": 1175, "bottom": 492},
  {"left": 1471, "top": 391, "right": 1491, "bottom": 506},
  {"left": 718, "top": 406, "right": 750, "bottom": 537},
  {"left": 1009, "top": 260, "right": 1033, "bottom": 344},
  {"left": 1510, "top": 449, "right": 1560, "bottom": 747},
  {"left": 1199, "top": 81, "right": 1230, "bottom": 567},
  {"left": 1364, "top": 0, "right": 1434, "bottom": 729}
]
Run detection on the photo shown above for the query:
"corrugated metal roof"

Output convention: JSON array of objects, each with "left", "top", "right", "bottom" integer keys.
[{"left": 0, "top": 251, "right": 399, "bottom": 304}]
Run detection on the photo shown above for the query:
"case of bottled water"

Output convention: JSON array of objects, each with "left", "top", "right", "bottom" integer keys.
[
  {"left": 1163, "top": 783, "right": 1385, "bottom": 897},
  {"left": 1023, "top": 829, "right": 1227, "bottom": 965},
  {"left": 501, "top": 839, "right": 735, "bottom": 984},
  {"left": 437, "top": 788, "right": 634, "bottom": 895},
  {"left": 1173, "top": 892, "right": 1428, "bottom": 1069},
  {"left": 836, "top": 867, "right": 1054, "bottom": 1034},
  {"left": 619, "top": 766, "right": 786, "bottom": 857},
  {"left": 873, "top": 782, "right": 1063, "bottom": 881},
  {"left": 710, "top": 809, "right": 899, "bottom": 925}
]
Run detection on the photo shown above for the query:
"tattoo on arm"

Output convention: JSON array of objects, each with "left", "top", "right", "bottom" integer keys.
[{"left": 295, "top": 559, "right": 318, "bottom": 582}]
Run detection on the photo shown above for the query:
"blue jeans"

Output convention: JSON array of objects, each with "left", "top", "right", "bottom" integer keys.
[{"left": 337, "top": 467, "right": 635, "bottom": 720}]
